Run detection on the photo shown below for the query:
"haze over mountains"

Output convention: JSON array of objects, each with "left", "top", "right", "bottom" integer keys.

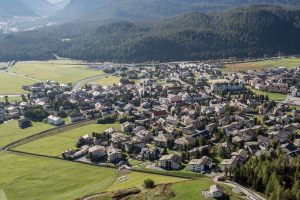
[{"left": 1, "top": 5, "right": 300, "bottom": 62}]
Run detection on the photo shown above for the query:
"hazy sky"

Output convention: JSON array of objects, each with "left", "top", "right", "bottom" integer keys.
[{"left": 47, "top": 0, "right": 64, "bottom": 3}]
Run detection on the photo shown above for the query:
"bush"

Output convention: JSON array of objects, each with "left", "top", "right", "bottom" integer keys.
[{"left": 144, "top": 178, "right": 155, "bottom": 189}]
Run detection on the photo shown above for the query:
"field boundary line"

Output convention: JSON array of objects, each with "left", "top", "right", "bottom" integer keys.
[
  {"left": 7, "top": 149, "right": 198, "bottom": 180},
  {"left": 1, "top": 119, "right": 96, "bottom": 150}
]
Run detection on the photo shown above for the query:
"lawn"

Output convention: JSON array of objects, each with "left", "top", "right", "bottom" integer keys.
[
  {"left": 171, "top": 179, "right": 213, "bottom": 200},
  {"left": 84, "top": 75, "right": 121, "bottom": 86},
  {"left": 249, "top": 88, "right": 287, "bottom": 101},
  {"left": 0, "top": 120, "right": 53, "bottom": 148},
  {"left": 107, "top": 172, "right": 187, "bottom": 192},
  {"left": 224, "top": 58, "right": 300, "bottom": 72},
  {"left": 10, "top": 60, "right": 104, "bottom": 84},
  {"left": 14, "top": 123, "right": 121, "bottom": 157},
  {"left": 0, "top": 152, "right": 117, "bottom": 200},
  {"left": 0, "top": 72, "right": 35, "bottom": 95},
  {"left": 171, "top": 179, "right": 242, "bottom": 200},
  {"left": 0, "top": 96, "right": 23, "bottom": 102}
]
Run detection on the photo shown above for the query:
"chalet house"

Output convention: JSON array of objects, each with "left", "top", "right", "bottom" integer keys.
[
  {"left": 154, "top": 134, "right": 169, "bottom": 148},
  {"left": 257, "top": 135, "right": 271, "bottom": 148},
  {"left": 82, "top": 109, "right": 101, "bottom": 119},
  {"left": 210, "top": 82, "right": 244, "bottom": 92},
  {"left": 47, "top": 115, "right": 64, "bottom": 126},
  {"left": 244, "top": 142, "right": 262, "bottom": 155},
  {"left": 107, "top": 148, "right": 122, "bottom": 162},
  {"left": 88, "top": 145, "right": 106, "bottom": 160},
  {"left": 231, "top": 149, "right": 249, "bottom": 163},
  {"left": 123, "top": 137, "right": 145, "bottom": 152},
  {"left": 220, "top": 156, "right": 239, "bottom": 171},
  {"left": 69, "top": 113, "right": 85, "bottom": 123},
  {"left": 187, "top": 156, "right": 213, "bottom": 172},
  {"left": 166, "top": 115, "right": 179, "bottom": 125},
  {"left": 159, "top": 153, "right": 182, "bottom": 170},
  {"left": 174, "top": 136, "right": 196, "bottom": 150},
  {"left": 121, "top": 122, "right": 135, "bottom": 132},
  {"left": 111, "top": 132, "right": 127, "bottom": 148},
  {"left": 62, "top": 145, "right": 89, "bottom": 160},
  {"left": 140, "top": 147, "right": 164, "bottom": 161},
  {"left": 152, "top": 109, "right": 168, "bottom": 120}
]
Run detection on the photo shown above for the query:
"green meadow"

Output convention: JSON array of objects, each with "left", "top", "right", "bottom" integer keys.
[
  {"left": 0, "top": 120, "right": 53, "bottom": 148},
  {"left": 0, "top": 72, "right": 35, "bottom": 95},
  {"left": 224, "top": 57, "right": 300, "bottom": 72},
  {"left": 10, "top": 60, "right": 104, "bottom": 83},
  {"left": 14, "top": 123, "right": 120, "bottom": 157}
]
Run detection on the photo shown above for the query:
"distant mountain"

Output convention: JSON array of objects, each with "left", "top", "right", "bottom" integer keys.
[
  {"left": 0, "top": 0, "right": 37, "bottom": 16},
  {"left": 53, "top": 0, "right": 300, "bottom": 22},
  {"left": 52, "top": 0, "right": 110, "bottom": 19},
  {"left": 1, "top": 5, "right": 300, "bottom": 62},
  {"left": 23, "top": 0, "right": 59, "bottom": 16}
]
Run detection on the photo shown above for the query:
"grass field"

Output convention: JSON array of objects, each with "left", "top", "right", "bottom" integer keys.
[
  {"left": 84, "top": 75, "right": 121, "bottom": 86},
  {"left": 0, "top": 96, "right": 23, "bottom": 102},
  {"left": 10, "top": 60, "right": 104, "bottom": 84},
  {"left": 0, "top": 72, "right": 35, "bottom": 95},
  {"left": 249, "top": 88, "right": 287, "bottom": 101},
  {"left": 224, "top": 58, "right": 300, "bottom": 72},
  {"left": 14, "top": 123, "right": 121, "bottom": 157},
  {"left": 107, "top": 172, "right": 187, "bottom": 192},
  {"left": 0, "top": 152, "right": 188, "bottom": 200},
  {"left": 171, "top": 179, "right": 241, "bottom": 200},
  {"left": 0, "top": 152, "right": 117, "bottom": 200},
  {"left": 0, "top": 120, "right": 53, "bottom": 148}
]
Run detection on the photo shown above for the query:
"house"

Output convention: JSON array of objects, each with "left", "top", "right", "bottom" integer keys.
[
  {"left": 88, "top": 145, "right": 106, "bottom": 160},
  {"left": 69, "top": 113, "right": 85, "bottom": 123},
  {"left": 135, "top": 129, "right": 153, "bottom": 142},
  {"left": 140, "top": 147, "right": 164, "bottom": 161},
  {"left": 111, "top": 132, "right": 127, "bottom": 148},
  {"left": 152, "top": 109, "right": 168, "bottom": 120},
  {"left": 220, "top": 156, "right": 239, "bottom": 171},
  {"left": 107, "top": 148, "right": 122, "bottom": 162},
  {"left": 231, "top": 149, "right": 248, "bottom": 163},
  {"left": 47, "top": 115, "right": 64, "bottom": 126},
  {"left": 257, "top": 135, "right": 271, "bottom": 147},
  {"left": 210, "top": 185, "right": 224, "bottom": 198},
  {"left": 281, "top": 143, "right": 299, "bottom": 157},
  {"left": 121, "top": 121, "right": 135, "bottom": 132},
  {"left": 159, "top": 153, "right": 182, "bottom": 170},
  {"left": 166, "top": 115, "right": 179, "bottom": 125},
  {"left": 18, "top": 118, "right": 32, "bottom": 129},
  {"left": 154, "top": 134, "right": 169, "bottom": 148},
  {"left": 174, "top": 136, "right": 196, "bottom": 150},
  {"left": 187, "top": 156, "right": 213, "bottom": 172}
]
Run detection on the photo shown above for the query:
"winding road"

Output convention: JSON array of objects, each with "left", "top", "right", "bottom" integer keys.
[{"left": 71, "top": 74, "right": 108, "bottom": 92}]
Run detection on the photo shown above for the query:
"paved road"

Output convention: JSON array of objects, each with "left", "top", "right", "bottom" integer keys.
[
  {"left": 71, "top": 74, "right": 108, "bottom": 91},
  {"left": 213, "top": 176, "right": 266, "bottom": 200}
]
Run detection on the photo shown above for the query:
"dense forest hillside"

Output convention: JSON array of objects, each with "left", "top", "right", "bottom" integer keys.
[
  {"left": 1, "top": 5, "right": 300, "bottom": 62},
  {"left": 53, "top": 0, "right": 300, "bottom": 21}
]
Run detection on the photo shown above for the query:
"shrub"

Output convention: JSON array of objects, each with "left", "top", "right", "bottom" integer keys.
[{"left": 144, "top": 178, "right": 155, "bottom": 189}]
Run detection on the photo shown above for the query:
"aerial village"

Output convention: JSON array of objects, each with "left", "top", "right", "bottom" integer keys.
[{"left": 1, "top": 61, "right": 300, "bottom": 178}]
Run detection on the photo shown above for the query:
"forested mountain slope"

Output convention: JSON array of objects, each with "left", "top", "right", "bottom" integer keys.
[{"left": 1, "top": 5, "right": 300, "bottom": 62}]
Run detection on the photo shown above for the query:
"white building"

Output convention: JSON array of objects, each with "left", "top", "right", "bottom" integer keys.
[
  {"left": 47, "top": 115, "right": 64, "bottom": 126},
  {"left": 88, "top": 145, "right": 106, "bottom": 159},
  {"left": 187, "top": 156, "right": 213, "bottom": 172},
  {"left": 107, "top": 148, "right": 122, "bottom": 162}
]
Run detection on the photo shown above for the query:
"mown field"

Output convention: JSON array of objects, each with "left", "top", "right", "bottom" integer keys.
[
  {"left": 0, "top": 120, "right": 53, "bottom": 148},
  {"left": 0, "top": 96, "right": 23, "bottom": 102},
  {"left": 249, "top": 88, "right": 287, "bottom": 101},
  {"left": 9, "top": 60, "right": 104, "bottom": 83},
  {"left": 171, "top": 180, "right": 242, "bottom": 200},
  {"left": 0, "top": 152, "right": 187, "bottom": 200},
  {"left": 223, "top": 58, "right": 300, "bottom": 72},
  {"left": 0, "top": 72, "right": 35, "bottom": 95},
  {"left": 14, "top": 123, "right": 121, "bottom": 157},
  {"left": 84, "top": 75, "right": 121, "bottom": 86}
]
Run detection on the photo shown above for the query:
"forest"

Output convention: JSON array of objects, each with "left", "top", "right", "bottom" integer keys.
[{"left": 0, "top": 5, "right": 300, "bottom": 62}]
